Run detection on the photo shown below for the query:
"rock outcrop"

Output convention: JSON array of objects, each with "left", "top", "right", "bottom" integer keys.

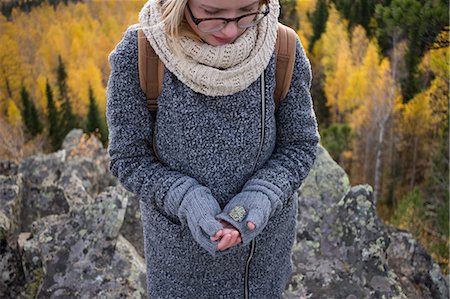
[
  {"left": 284, "top": 147, "right": 448, "bottom": 299},
  {"left": 0, "top": 130, "right": 145, "bottom": 298},
  {"left": 0, "top": 130, "right": 447, "bottom": 299}
]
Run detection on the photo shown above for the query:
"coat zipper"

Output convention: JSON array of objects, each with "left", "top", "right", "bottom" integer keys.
[
  {"left": 244, "top": 238, "right": 256, "bottom": 299},
  {"left": 245, "top": 71, "right": 266, "bottom": 299},
  {"left": 251, "top": 68, "right": 266, "bottom": 174}
]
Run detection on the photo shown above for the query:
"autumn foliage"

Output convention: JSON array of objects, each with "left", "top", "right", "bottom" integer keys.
[{"left": 0, "top": 0, "right": 145, "bottom": 155}]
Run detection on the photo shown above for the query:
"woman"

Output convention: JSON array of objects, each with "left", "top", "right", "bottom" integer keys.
[{"left": 106, "top": 0, "right": 319, "bottom": 298}]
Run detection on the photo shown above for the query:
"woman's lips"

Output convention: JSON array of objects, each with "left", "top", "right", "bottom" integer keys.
[{"left": 213, "top": 36, "right": 234, "bottom": 44}]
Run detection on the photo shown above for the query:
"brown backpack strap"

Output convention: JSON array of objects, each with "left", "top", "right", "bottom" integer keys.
[
  {"left": 274, "top": 23, "right": 297, "bottom": 109},
  {"left": 137, "top": 29, "right": 164, "bottom": 116},
  {"left": 137, "top": 29, "right": 163, "bottom": 159}
]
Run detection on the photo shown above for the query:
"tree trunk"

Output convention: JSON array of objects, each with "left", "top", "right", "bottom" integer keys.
[
  {"left": 373, "top": 119, "right": 386, "bottom": 205},
  {"left": 410, "top": 136, "right": 419, "bottom": 188},
  {"left": 362, "top": 129, "right": 372, "bottom": 183},
  {"left": 5, "top": 77, "right": 12, "bottom": 98}
]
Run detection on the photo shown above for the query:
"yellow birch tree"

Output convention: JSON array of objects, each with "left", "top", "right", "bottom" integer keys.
[{"left": 316, "top": 4, "right": 353, "bottom": 123}]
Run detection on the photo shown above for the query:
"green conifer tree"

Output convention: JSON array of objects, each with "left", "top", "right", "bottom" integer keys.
[
  {"left": 46, "top": 79, "right": 60, "bottom": 149},
  {"left": 29, "top": 101, "right": 43, "bottom": 136},
  {"left": 279, "top": 0, "right": 299, "bottom": 30},
  {"left": 320, "top": 123, "right": 351, "bottom": 163},
  {"left": 332, "top": 0, "right": 375, "bottom": 34},
  {"left": 86, "top": 84, "right": 107, "bottom": 144},
  {"left": 20, "top": 86, "right": 31, "bottom": 130},
  {"left": 20, "top": 86, "right": 43, "bottom": 137},
  {"left": 308, "top": 0, "right": 329, "bottom": 53},
  {"left": 56, "top": 55, "right": 78, "bottom": 140},
  {"left": 375, "top": 0, "right": 449, "bottom": 101},
  {"left": 1, "top": 0, "right": 81, "bottom": 19}
]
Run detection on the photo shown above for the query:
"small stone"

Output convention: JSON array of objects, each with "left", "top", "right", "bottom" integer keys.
[{"left": 229, "top": 206, "right": 246, "bottom": 222}]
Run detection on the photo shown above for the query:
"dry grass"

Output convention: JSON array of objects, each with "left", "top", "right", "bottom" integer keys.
[{"left": 0, "top": 119, "right": 46, "bottom": 161}]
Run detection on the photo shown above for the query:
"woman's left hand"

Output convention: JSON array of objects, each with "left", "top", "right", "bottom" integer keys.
[{"left": 211, "top": 220, "right": 244, "bottom": 251}]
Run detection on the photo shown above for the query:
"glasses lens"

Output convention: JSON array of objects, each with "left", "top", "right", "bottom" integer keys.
[
  {"left": 237, "top": 13, "right": 265, "bottom": 29},
  {"left": 238, "top": 5, "right": 269, "bottom": 29},
  {"left": 198, "top": 20, "right": 226, "bottom": 33}
]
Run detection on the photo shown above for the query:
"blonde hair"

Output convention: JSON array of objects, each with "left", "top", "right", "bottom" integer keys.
[{"left": 160, "top": 0, "right": 199, "bottom": 40}]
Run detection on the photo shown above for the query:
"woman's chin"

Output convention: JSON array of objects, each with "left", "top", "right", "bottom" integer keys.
[{"left": 206, "top": 36, "right": 235, "bottom": 46}]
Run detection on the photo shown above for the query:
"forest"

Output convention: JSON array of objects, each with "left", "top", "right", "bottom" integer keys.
[{"left": 0, "top": 0, "right": 448, "bottom": 273}]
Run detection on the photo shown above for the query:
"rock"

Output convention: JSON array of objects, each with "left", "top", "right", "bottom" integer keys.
[
  {"left": 16, "top": 133, "right": 114, "bottom": 232},
  {"left": 0, "top": 210, "right": 10, "bottom": 241},
  {"left": 103, "top": 235, "right": 147, "bottom": 298},
  {"left": 386, "top": 228, "right": 449, "bottom": 299},
  {"left": 0, "top": 181, "right": 25, "bottom": 299},
  {"left": 298, "top": 145, "right": 351, "bottom": 203},
  {"left": 63, "top": 129, "right": 104, "bottom": 160},
  {"left": 19, "top": 151, "right": 66, "bottom": 187},
  {"left": 22, "top": 185, "right": 146, "bottom": 298},
  {"left": 287, "top": 185, "right": 403, "bottom": 298},
  {"left": 0, "top": 132, "right": 146, "bottom": 299},
  {"left": 57, "top": 172, "right": 94, "bottom": 209},
  {"left": 119, "top": 192, "right": 144, "bottom": 257},
  {"left": 0, "top": 160, "right": 18, "bottom": 176},
  {"left": 284, "top": 145, "right": 448, "bottom": 299},
  {"left": 0, "top": 234, "right": 24, "bottom": 299},
  {"left": 64, "top": 131, "right": 144, "bottom": 255},
  {"left": 62, "top": 129, "right": 117, "bottom": 192},
  {"left": 18, "top": 232, "right": 43, "bottom": 298},
  {"left": 20, "top": 185, "right": 69, "bottom": 232},
  {"left": 0, "top": 174, "right": 23, "bottom": 235},
  {"left": 17, "top": 231, "right": 46, "bottom": 298},
  {"left": 0, "top": 173, "right": 25, "bottom": 299}
]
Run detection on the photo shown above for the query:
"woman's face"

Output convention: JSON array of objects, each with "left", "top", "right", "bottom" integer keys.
[{"left": 185, "top": 0, "right": 261, "bottom": 46}]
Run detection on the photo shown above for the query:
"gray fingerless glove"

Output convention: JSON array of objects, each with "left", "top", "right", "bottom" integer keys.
[
  {"left": 178, "top": 186, "right": 223, "bottom": 256},
  {"left": 216, "top": 179, "right": 283, "bottom": 245},
  {"left": 216, "top": 191, "right": 272, "bottom": 246}
]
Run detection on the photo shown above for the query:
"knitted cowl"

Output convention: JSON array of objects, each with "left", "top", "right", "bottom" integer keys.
[{"left": 138, "top": 0, "right": 280, "bottom": 96}]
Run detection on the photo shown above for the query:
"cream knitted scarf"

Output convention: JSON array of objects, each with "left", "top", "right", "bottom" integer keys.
[{"left": 139, "top": 0, "right": 280, "bottom": 96}]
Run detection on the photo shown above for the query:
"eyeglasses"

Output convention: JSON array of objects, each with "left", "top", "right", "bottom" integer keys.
[{"left": 186, "top": 3, "right": 270, "bottom": 33}]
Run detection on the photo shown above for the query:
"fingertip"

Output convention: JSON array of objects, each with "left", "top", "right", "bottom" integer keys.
[{"left": 247, "top": 221, "right": 255, "bottom": 230}]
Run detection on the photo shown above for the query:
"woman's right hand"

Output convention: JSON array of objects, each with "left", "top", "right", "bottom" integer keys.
[{"left": 211, "top": 220, "right": 242, "bottom": 251}]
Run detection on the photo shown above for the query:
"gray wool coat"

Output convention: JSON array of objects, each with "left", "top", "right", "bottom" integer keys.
[{"left": 106, "top": 24, "right": 320, "bottom": 299}]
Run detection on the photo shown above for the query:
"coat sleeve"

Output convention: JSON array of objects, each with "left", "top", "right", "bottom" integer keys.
[
  {"left": 216, "top": 36, "right": 320, "bottom": 244},
  {"left": 106, "top": 27, "right": 222, "bottom": 233}
]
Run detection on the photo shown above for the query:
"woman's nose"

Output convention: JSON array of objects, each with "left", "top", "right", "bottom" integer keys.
[{"left": 220, "top": 21, "right": 239, "bottom": 38}]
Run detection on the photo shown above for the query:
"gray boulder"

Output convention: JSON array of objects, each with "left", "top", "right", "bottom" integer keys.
[
  {"left": 0, "top": 130, "right": 145, "bottom": 299},
  {"left": 19, "top": 186, "right": 146, "bottom": 299},
  {"left": 386, "top": 227, "right": 449, "bottom": 299},
  {"left": 284, "top": 146, "right": 448, "bottom": 299},
  {"left": 0, "top": 173, "right": 24, "bottom": 298},
  {"left": 0, "top": 209, "right": 24, "bottom": 299}
]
